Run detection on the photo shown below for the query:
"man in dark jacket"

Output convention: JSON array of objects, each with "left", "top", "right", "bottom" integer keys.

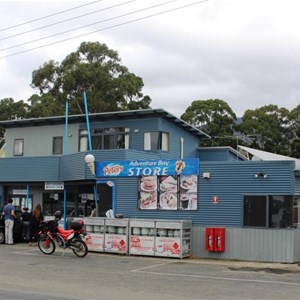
[{"left": 20, "top": 207, "right": 31, "bottom": 241}]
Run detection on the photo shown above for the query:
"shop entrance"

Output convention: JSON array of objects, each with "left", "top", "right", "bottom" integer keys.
[{"left": 97, "top": 182, "right": 113, "bottom": 217}]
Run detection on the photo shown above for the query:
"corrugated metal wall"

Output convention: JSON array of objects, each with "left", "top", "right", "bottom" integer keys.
[
  {"left": 191, "top": 226, "right": 300, "bottom": 263},
  {"left": 4, "top": 116, "right": 200, "bottom": 159},
  {"left": 112, "top": 160, "right": 295, "bottom": 227},
  {"left": 295, "top": 175, "right": 300, "bottom": 194},
  {"left": 0, "top": 156, "right": 59, "bottom": 182},
  {"left": 159, "top": 119, "right": 199, "bottom": 159},
  {"left": 5, "top": 124, "right": 80, "bottom": 157}
]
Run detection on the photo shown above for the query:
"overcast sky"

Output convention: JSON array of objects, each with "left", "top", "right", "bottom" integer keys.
[{"left": 0, "top": 0, "right": 299, "bottom": 118}]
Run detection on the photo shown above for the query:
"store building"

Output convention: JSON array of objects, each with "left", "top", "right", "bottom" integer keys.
[{"left": 0, "top": 108, "right": 299, "bottom": 262}]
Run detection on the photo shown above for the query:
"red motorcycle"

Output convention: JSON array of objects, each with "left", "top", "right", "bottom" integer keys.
[{"left": 38, "top": 211, "right": 88, "bottom": 258}]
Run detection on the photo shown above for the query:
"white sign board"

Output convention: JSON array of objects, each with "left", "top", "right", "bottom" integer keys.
[
  {"left": 12, "top": 189, "right": 27, "bottom": 195},
  {"left": 45, "top": 182, "right": 64, "bottom": 190}
]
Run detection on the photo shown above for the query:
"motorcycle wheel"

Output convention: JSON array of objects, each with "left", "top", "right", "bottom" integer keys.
[
  {"left": 38, "top": 236, "right": 56, "bottom": 255},
  {"left": 71, "top": 238, "right": 88, "bottom": 258}
]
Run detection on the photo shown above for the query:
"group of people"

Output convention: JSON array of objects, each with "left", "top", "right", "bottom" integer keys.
[{"left": 2, "top": 198, "right": 44, "bottom": 245}]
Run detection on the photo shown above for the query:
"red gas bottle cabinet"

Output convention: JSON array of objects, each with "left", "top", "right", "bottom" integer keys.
[{"left": 205, "top": 227, "right": 225, "bottom": 252}]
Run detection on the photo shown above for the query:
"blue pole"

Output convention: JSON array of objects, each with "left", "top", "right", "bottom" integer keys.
[
  {"left": 93, "top": 184, "right": 97, "bottom": 216},
  {"left": 64, "top": 188, "right": 67, "bottom": 229},
  {"left": 83, "top": 90, "right": 92, "bottom": 151},
  {"left": 64, "top": 101, "right": 69, "bottom": 155},
  {"left": 26, "top": 185, "right": 29, "bottom": 209},
  {"left": 112, "top": 184, "right": 116, "bottom": 216},
  {"left": 83, "top": 91, "right": 96, "bottom": 214},
  {"left": 63, "top": 101, "right": 69, "bottom": 229}
]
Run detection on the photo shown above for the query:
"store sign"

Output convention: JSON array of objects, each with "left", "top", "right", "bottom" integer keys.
[
  {"left": 12, "top": 189, "right": 27, "bottom": 195},
  {"left": 95, "top": 158, "right": 199, "bottom": 177},
  {"left": 44, "top": 181, "right": 64, "bottom": 190}
]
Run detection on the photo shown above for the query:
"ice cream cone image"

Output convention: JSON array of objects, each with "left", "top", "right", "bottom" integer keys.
[{"left": 88, "top": 162, "right": 95, "bottom": 175}]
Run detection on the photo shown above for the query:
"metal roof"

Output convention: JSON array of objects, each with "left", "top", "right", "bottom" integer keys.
[
  {"left": 238, "top": 145, "right": 300, "bottom": 170},
  {"left": 0, "top": 108, "right": 211, "bottom": 138}
]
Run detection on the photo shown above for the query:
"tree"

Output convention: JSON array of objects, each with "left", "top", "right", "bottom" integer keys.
[
  {"left": 289, "top": 104, "right": 300, "bottom": 158},
  {"left": 236, "top": 105, "right": 291, "bottom": 155},
  {"left": 30, "top": 42, "right": 151, "bottom": 116},
  {"left": 0, "top": 98, "right": 29, "bottom": 146},
  {"left": 181, "top": 99, "right": 237, "bottom": 147},
  {"left": 28, "top": 94, "right": 65, "bottom": 118}
]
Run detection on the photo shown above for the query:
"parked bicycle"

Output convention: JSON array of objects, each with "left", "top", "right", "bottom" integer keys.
[{"left": 38, "top": 211, "right": 88, "bottom": 258}]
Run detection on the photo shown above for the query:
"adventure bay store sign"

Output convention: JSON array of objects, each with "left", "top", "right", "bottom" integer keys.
[{"left": 95, "top": 159, "right": 199, "bottom": 211}]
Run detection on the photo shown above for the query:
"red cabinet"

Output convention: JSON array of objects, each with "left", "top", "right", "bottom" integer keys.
[{"left": 205, "top": 227, "right": 225, "bottom": 252}]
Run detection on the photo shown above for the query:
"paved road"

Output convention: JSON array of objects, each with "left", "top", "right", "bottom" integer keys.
[{"left": 1, "top": 243, "right": 300, "bottom": 300}]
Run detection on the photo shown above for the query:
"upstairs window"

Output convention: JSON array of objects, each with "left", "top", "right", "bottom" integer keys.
[
  {"left": 14, "top": 139, "right": 24, "bottom": 156},
  {"left": 53, "top": 136, "right": 63, "bottom": 155},
  {"left": 144, "top": 132, "right": 169, "bottom": 151},
  {"left": 79, "top": 128, "right": 129, "bottom": 151}
]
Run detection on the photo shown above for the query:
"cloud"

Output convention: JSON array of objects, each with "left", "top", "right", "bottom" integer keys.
[{"left": 1, "top": 0, "right": 300, "bottom": 118}]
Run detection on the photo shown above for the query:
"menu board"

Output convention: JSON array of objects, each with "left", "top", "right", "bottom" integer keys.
[{"left": 138, "top": 175, "right": 198, "bottom": 210}]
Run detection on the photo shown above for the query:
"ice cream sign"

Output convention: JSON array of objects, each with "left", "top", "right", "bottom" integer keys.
[{"left": 95, "top": 158, "right": 199, "bottom": 177}]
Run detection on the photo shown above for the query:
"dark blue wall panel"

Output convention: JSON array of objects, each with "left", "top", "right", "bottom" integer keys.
[{"left": 0, "top": 156, "right": 59, "bottom": 182}]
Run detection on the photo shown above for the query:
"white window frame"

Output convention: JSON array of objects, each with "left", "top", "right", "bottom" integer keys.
[{"left": 14, "top": 138, "right": 24, "bottom": 156}]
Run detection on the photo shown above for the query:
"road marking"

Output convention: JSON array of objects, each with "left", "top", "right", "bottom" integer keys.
[
  {"left": 13, "top": 251, "right": 41, "bottom": 256},
  {"left": 132, "top": 269, "right": 300, "bottom": 286},
  {"left": 131, "top": 262, "right": 174, "bottom": 273}
]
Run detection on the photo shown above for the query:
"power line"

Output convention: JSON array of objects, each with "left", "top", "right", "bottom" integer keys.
[
  {"left": 0, "top": 0, "right": 208, "bottom": 60},
  {"left": 0, "top": 0, "right": 105, "bottom": 32},
  {"left": 0, "top": 0, "right": 136, "bottom": 41},
  {"left": 0, "top": 0, "right": 182, "bottom": 52}
]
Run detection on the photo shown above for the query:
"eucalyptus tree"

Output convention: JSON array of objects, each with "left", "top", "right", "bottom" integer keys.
[
  {"left": 0, "top": 97, "right": 28, "bottom": 146},
  {"left": 237, "top": 104, "right": 291, "bottom": 155},
  {"left": 181, "top": 99, "right": 237, "bottom": 147},
  {"left": 289, "top": 104, "right": 300, "bottom": 158},
  {"left": 30, "top": 41, "right": 151, "bottom": 116}
]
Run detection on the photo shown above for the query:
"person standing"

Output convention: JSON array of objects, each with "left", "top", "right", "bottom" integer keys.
[
  {"left": 90, "top": 204, "right": 96, "bottom": 217},
  {"left": 29, "top": 204, "right": 43, "bottom": 246},
  {"left": 2, "top": 198, "right": 16, "bottom": 245},
  {"left": 20, "top": 207, "right": 31, "bottom": 241}
]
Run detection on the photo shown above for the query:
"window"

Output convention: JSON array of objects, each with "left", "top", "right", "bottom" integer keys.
[
  {"left": 14, "top": 139, "right": 23, "bottom": 156},
  {"left": 243, "top": 195, "right": 294, "bottom": 228},
  {"left": 244, "top": 196, "right": 267, "bottom": 227},
  {"left": 144, "top": 132, "right": 169, "bottom": 151},
  {"left": 79, "top": 128, "right": 129, "bottom": 151},
  {"left": 53, "top": 136, "right": 63, "bottom": 154},
  {"left": 269, "top": 196, "right": 293, "bottom": 228}
]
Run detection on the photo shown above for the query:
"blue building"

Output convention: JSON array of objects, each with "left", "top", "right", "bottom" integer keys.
[{"left": 0, "top": 108, "right": 299, "bottom": 262}]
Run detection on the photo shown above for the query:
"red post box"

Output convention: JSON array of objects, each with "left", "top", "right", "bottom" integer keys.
[{"left": 205, "top": 227, "right": 214, "bottom": 251}]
